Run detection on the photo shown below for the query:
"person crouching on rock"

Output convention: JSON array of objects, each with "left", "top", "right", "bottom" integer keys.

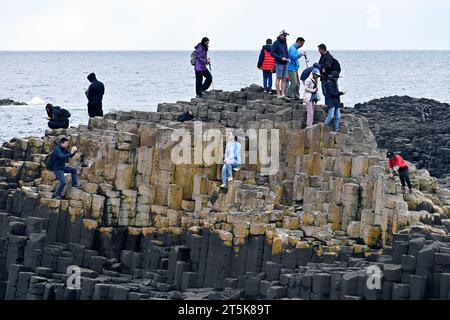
[
  {"left": 387, "top": 151, "right": 413, "bottom": 194},
  {"left": 221, "top": 133, "right": 242, "bottom": 188},
  {"left": 303, "top": 69, "right": 321, "bottom": 128},
  {"left": 46, "top": 104, "right": 71, "bottom": 129},
  {"left": 53, "top": 138, "right": 79, "bottom": 200},
  {"left": 324, "top": 71, "right": 346, "bottom": 132},
  {"left": 194, "top": 37, "right": 213, "bottom": 98}
]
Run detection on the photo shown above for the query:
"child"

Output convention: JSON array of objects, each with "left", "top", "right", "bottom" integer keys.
[
  {"left": 323, "top": 71, "right": 346, "bottom": 132},
  {"left": 303, "top": 69, "right": 321, "bottom": 127},
  {"left": 257, "top": 39, "right": 276, "bottom": 93}
]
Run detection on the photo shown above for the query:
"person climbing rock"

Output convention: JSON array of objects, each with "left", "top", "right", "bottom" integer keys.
[
  {"left": 287, "top": 37, "right": 306, "bottom": 100},
  {"left": 221, "top": 133, "right": 242, "bottom": 189},
  {"left": 387, "top": 151, "right": 413, "bottom": 194},
  {"left": 323, "top": 71, "right": 346, "bottom": 132},
  {"left": 303, "top": 69, "right": 321, "bottom": 127},
  {"left": 271, "top": 30, "right": 290, "bottom": 99},
  {"left": 193, "top": 37, "right": 213, "bottom": 98},
  {"left": 45, "top": 104, "right": 71, "bottom": 129},
  {"left": 257, "top": 39, "right": 276, "bottom": 93},
  {"left": 85, "top": 73, "right": 105, "bottom": 118},
  {"left": 52, "top": 137, "right": 79, "bottom": 200}
]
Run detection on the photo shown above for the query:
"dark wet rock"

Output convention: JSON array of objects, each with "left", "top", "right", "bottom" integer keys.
[{"left": 0, "top": 99, "right": 27, "bottom": 106}]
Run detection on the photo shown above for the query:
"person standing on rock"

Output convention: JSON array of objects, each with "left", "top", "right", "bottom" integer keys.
[
  {"left": 387, "top": 151, "right": 414, "bottom": 194},
  {"left": 85, "top": 73, "right": 105, "bottom": 118},
  {"left": 323, "top": 71, "right": 345, "bottom": 132},
  {"left": 221, "top": 133, "right": 242, "bottom": 189},
  {"left": 287, "top": 37, "right": 306, "bottom": 100},
  {"left": 271, "top": 30, "right": 290, "bottom": 99},
  {"left": 53, "top": 138, "right": 79, "bottom": 200},
  {"left": 257, "top": 39, "right": 276, "bottom": 93},
  {"left": 193, "top": 37, "right": 213, "bottom": 98},
  {"left": 303, "top": 69, "right": 321, "bottom": 127}
]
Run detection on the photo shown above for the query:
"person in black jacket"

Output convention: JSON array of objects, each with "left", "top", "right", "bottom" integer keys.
[
  {"left": 323, "top": 71, "right": 346, "bottom": 132},
  {"left": 85, "top": 73, "right": 105, "bottom": 118},
  {"left": 46, "top": 104, "right": 70, "bottom": 129},
  {"left": 271, "top": 30, "right": 291, "bottom": 99}
]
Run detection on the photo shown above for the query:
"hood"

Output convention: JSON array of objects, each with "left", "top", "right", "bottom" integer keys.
[
  {"left": 87, "top": 73, "right": 97, "bottom": 83},
  {"left": 263, "top": 44, "right": 272, "bottom": 51}
]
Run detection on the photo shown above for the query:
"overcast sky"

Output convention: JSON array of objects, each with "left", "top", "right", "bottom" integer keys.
[{"left": 0, "top": 0, "right": 449, "bottom": 51}]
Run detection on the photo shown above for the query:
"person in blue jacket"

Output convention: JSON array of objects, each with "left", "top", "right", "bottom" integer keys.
[
  {"left": 287, "top": 37, "right": 306, "bottom": 100},
  {"left": 270, "top": 30, "right": 290, "bottom": 99},
  {"left": 323, "top": 71, "right": 346, "bottom": 132},
  {"left": 53, "top": 137, "right": 79, "bottom": 199},
  {"left": 221, "top": 133, "right": 242, "bottom": 188}
]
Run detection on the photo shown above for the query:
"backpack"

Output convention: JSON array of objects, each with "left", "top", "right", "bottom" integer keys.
[
  {"left": 45, "top": 152, "right": 54, "bottom": 171},
  {"left": 331, "top": 58, "right": 341, "bottom": 74},
  {"left": 190, "top": 50, "right": 198, "bottom": 66},
  {"left": 60, "top": 108, "right": 71, "bottom": 119}
]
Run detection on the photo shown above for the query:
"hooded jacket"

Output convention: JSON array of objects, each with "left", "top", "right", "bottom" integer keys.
[
  {"left": 288, "top": 44, "right": 303, "bottom": 72},
  {"left": 257, "top": 45, "right": 276, "bottom": 71},
  {"left": 86, "top": 73, "right": 105, "bottom": 106},
  {"left": 270, "top": 37, "right": 289, "bottom": 65},
  {"left": 52, "top": 144, "right": 75, "bottom": 171},
  {"left": 195, "top": 44, "right": 208, "bottom": 72},
  {"left": 323, "top": 77, "right": 344, "bottom": 109},
  {"left": 224, "top": 141, "right": 242, "bottom": 166},
  {"left": 303, "top": 73, "right": 320, "bottom": 103}
]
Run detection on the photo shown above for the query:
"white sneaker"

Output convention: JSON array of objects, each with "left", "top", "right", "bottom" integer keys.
[
  {"left": 220, "top": 184, "right": 227, "bottom": 188},
  {"left": 233, "top": 168, "right": 240, "bottom": 172},
  {"left": 228, "top": 176, "right": 233, "bottom": 182}
]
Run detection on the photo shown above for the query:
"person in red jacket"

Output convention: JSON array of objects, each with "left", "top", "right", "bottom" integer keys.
[
  {"left": 387, "top": 151, "right": 413, "bottom": 193},
  {"left": 257, "top": 39, "right": 276, "bottom": 93}
]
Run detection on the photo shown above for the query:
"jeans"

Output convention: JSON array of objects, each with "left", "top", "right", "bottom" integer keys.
[
  {"left": 195, "top": 69, "right": 212, "bottom": 97},
  {"left": 54, "top": 166, "right": 78, "bottom": 197},
  {"left": 398, "top": 167, "right": 412, "bottom": 189},
  {"left": 222, "top": 164, "right": 240, "bottom": 185},
  {"left": 287, "top": 71, "right": 300, "bottom": 99},
  {"left": 262, "top": 71, "right": 273, "bottom": 91},
  {"left": 325, "top": 107, "right": 341, "bottom": 131}
]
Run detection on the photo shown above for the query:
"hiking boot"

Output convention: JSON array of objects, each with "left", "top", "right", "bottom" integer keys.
[{"left": 196, "top": 95, "right": 202, "bottom": 99}]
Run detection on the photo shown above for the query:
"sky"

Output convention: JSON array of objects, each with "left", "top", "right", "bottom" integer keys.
[{"left": 0, "top": 0, "right": 449, "bottom": 51}]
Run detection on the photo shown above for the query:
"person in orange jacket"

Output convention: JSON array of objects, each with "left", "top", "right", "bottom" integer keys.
[
  {"left": 257, "top": 39, "right": 276, "bottom": 93},
  {"left": 387, "top": 151, "right": 413, "bottom": 194}
]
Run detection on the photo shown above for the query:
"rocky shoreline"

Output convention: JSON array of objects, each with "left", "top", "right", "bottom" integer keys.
[
  {"left": 0, "top": 99, "right": 27, "bottom": 106},
  {"left": 0, "top": 86, "right": 449, "bottom": 300},
  {"left": 352, "top": 96, "right": 450, "bottom": 187}
]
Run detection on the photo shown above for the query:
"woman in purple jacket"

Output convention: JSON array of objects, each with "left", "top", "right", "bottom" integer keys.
[{"left": 194, "top": 37, "right": 213, "bottom": 98}]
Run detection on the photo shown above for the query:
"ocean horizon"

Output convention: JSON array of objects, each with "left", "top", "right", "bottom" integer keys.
[{"left": 1, "top": 50, "right": 449, "bottom": 142}]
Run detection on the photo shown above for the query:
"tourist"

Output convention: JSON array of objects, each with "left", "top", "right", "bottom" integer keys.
[
  {"left": 52, "top": 137, "right": 79, "bottom": 200},
  {"left": 301, "top": 63, "right": 322, "bottom": 84},
  {"left": 287, "top": 37, "right": 306, "bottom": 100},
  {"left": 270, "top": 30, "right": 290, "bottom": 99},
  {"left": 257, "top": 39, "right": 276, "bottom": 93},
  {"left": 323, "top": 71, "right": 346, "bottom": 132},
  {"left": 220, "top": 133, "right": 242, "bottom": 188},
  {"left": 177, "top": 110, "right": 195, "bottom": 122},
  {"left": 303, "top": 69, "right": 321, "bottom": 127},
  {"left": 387, "top": 152, "right": 414, "bottom": 194},
  {"left": 194, "top": 37, "right": 213, "bottom": 98},
  {"left": 46, "top": 104, "right": 71, "bottom": 129},
  {"left": 85, "top": 73, "right": 105, "bottom": 118}
]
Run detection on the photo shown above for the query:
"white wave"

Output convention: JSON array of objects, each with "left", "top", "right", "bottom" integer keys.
[{"left": 27, "top": 97, "right": 46, "bottom": 105}]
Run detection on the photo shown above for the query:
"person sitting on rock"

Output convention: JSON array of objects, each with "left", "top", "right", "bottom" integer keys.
[
  {"left": 46, "top": 104, "right": 71, "bottom": 129},
  {"left": 323, "top": 71, "right": 346, "bottom": 132},
  {"left": 177, "top": 110, "right": 195, "bottom": 122},
  {"left": 220, "top": 133, "right": 242, "bottom": 188},
  {"left": 53, "top": 138, "right": 79, "bottom": 200},
  {"left": 387, "top": 151, "right": 413, "bottom": 194},
  {"left": 303, "top": 69, "right": 321, "bottom": 128},
  {"left": 257, "top": 39, "right": 276, "bottom": 93}
]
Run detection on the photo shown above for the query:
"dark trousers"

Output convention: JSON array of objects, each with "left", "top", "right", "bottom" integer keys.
[
  {"left": 54, "top": 166, "right": 78, "bottom": 197},
  {"left": 398, "top": 167, "right": 412, "bottom": 189},
  {"left": 262, "top": 70, "right": 273, "bottom": 91},
  {"left": 195, "top": 69, "right": 212, "bottom": 97},
  {"left": 48, "top": 120, "right": 69, "bottom": 129},
  {"left": 88, "top": 103, "right": 104, "bottom": 118}
]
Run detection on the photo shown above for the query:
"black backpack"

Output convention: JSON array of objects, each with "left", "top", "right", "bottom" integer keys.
[
  {"left": 331, "top": 58, "right": 341, "bottom": 74},
  {"left": 44, "top": 152, "right": 54, "bottom": 171},
  {"left": 60, "top": 108, "right": 71, "bottom": 119}
]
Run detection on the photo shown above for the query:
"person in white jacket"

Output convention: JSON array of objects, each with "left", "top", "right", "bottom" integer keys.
[
  {"left": 221, "top": 133, "right": 242, "bottom": 188},
  {"left": 303, "top": 69, "right": 321, "bottom": 127}
]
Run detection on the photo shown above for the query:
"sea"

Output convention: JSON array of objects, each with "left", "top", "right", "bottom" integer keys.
[{"left": 1, "top": 50, "right": 449, "bottom": 143}]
